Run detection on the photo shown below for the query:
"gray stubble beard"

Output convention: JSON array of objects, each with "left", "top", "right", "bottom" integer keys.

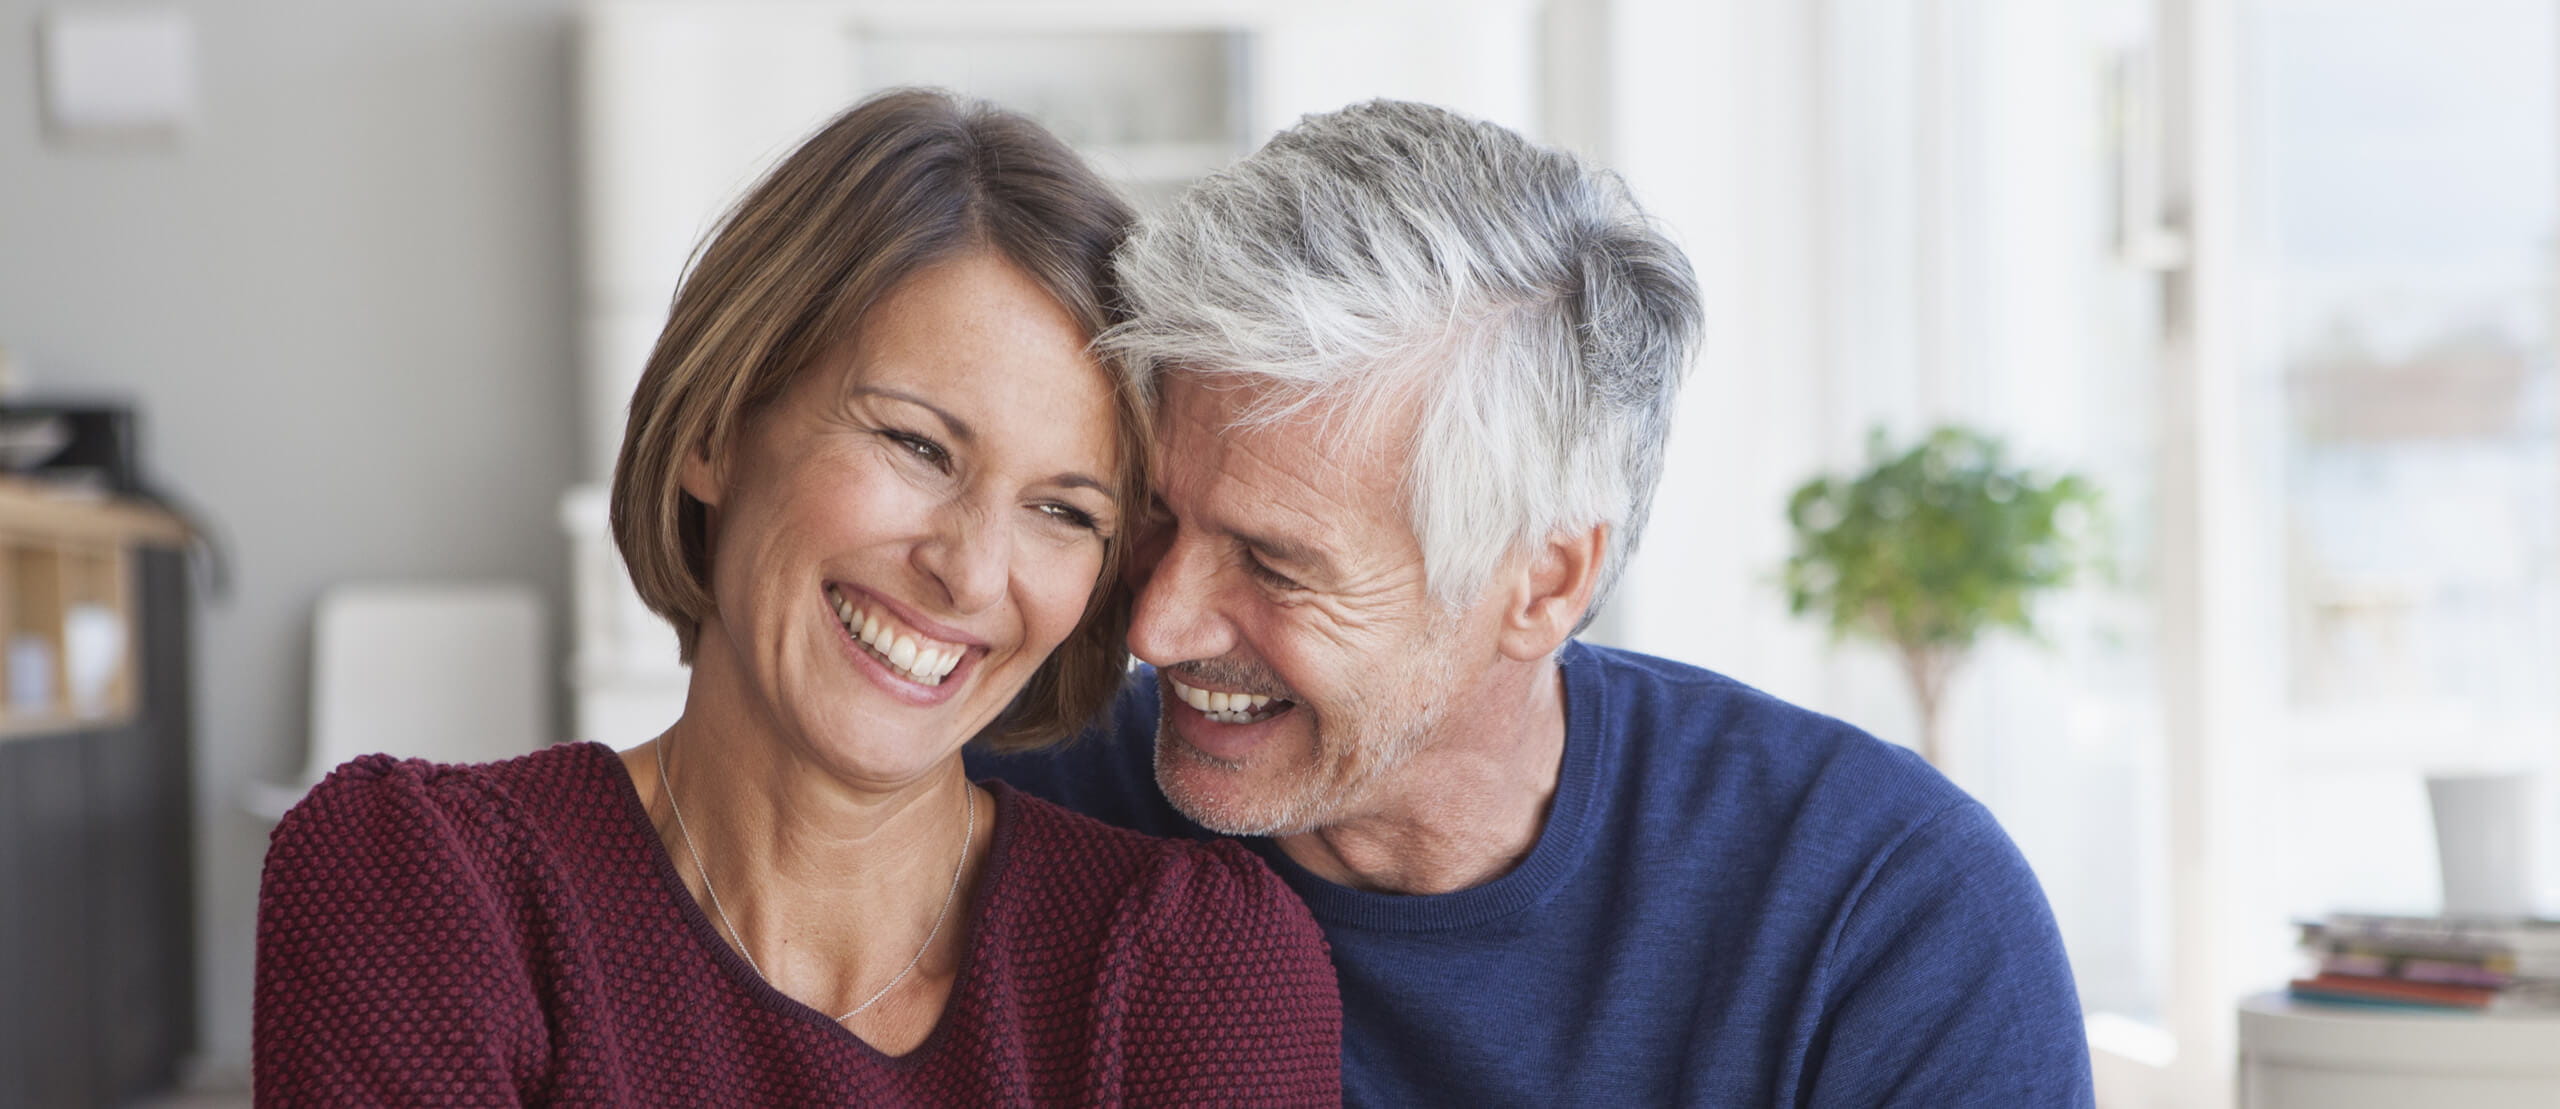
[{"left": 1152, "top": 649, "right": 1457, "bottom": 839}]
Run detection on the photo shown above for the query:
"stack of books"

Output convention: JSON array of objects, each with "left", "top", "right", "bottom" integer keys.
[{"left": 2291, "top": 913, "right": 2560, "bottom": 1012}]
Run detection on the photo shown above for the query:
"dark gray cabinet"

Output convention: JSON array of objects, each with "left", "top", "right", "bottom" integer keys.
[{"left": 0, "top": 550, "right": 196, "bottom": 1108}]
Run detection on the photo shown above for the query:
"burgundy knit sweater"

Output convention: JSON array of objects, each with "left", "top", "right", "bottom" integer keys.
[{"left": 253, "top": 742, "right": 1342, "bottom": 1106}]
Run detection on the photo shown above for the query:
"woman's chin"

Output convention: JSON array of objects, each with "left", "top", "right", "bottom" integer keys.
[{"left": 778, "top": 693, "right": 1002, "bottom": 781}]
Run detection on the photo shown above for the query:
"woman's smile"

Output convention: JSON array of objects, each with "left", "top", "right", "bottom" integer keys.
[{"left": 825, "top": 582, "right": 983, "bottom": 704}]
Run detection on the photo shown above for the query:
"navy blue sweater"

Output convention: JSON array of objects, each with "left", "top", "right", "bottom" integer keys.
[{"left": 971, "top": 641, "right": 2094, "bottom": 1106}]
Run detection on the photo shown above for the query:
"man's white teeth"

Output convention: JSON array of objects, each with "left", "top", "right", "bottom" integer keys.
[
  {"left": 1169, "top": 677, "right": 1284, "bottom": 724},
  {"left": 827, "top": 587, "right": 963, "bottom": 685}
]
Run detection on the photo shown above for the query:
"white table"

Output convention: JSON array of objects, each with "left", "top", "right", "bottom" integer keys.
[{"left": 2239, "top": 991, "right": 2560, "bottom": 1108}]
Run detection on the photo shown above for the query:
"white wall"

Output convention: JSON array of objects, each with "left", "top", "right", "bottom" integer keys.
[
  {"left": 0, "top": 0, "right": 579, "bottom": 1076},
  {"left": 1572, "top": 0, "right": 1836, "bottom": 709}
]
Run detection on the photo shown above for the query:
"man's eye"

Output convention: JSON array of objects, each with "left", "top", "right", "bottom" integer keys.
[
  {"left": 1245, "top": 554, "right": 1301, "bottom": 591},
  {"left": 883, "top": 431, "right": 950, "bottom": 470}
]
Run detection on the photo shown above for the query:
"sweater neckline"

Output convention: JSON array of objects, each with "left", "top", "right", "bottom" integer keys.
[
  {"left": 1241, "top": 640, "right": 1610, "bottom": 933},
  {"left": 590, "top": 742, "right": 1023, "bottom": 1066}
]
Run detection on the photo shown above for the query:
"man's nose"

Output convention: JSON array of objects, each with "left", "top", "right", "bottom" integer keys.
[{"left": 1126, "top": 530, "right": 1234, "bottom": 667}]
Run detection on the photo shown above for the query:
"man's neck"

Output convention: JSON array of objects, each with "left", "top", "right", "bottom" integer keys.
[{"left": 1273, "top": 657, "right": 1569, "bottom": 895}]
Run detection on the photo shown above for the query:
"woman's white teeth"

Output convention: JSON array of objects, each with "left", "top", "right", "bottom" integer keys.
[
  {"left": 827, "top": 587, "right": 963, "bottom": 685},
  {"left": 1169, "top": 677, "right": 1282, "bottom": 724}
]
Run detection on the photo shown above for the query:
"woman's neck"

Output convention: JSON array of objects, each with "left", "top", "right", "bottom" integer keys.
[{"left": 625, "top": 711, "right": 991, "bottom": 1054}]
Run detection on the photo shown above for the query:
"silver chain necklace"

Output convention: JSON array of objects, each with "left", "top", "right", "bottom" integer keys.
[{"left": 656, "top": 739, "right": 974, "bottom": 1024}]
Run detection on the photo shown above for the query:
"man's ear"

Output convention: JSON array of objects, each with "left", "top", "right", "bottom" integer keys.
[{"left": 1495, "top": 524, "right": 1606, "bottom": 662}]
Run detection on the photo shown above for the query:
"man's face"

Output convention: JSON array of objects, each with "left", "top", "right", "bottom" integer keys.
[{"left": 1128, "top": 376, "right": 1483, "bottom": 836}]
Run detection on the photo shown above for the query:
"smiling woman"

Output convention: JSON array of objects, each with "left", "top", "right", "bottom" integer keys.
[
  {"left": 671, "top": 253, "right": 1126, "bottom": 786},
  {"left": 250, "top": 89, "right": 1341, "bottom": 1106}
]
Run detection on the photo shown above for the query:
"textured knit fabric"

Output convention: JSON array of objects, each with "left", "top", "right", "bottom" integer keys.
[
  {"left": 254, "top": 742, "right": 1342, "bottom": 1107},
  {"left": 971, "top": 640, "right": 2096, "bottom": 1107}
]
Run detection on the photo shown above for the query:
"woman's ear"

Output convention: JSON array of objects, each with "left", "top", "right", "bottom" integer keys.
[
  {"left": 1495, "top": 524, "right": 1606, "bottom": 662},
  {"left": 678, "top": 436, "right": 724, "bottom": 509}
]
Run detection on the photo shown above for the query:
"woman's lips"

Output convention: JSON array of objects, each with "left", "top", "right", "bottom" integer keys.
[{"left": 824, "top": 585, "right": 973, "bottom": 705}]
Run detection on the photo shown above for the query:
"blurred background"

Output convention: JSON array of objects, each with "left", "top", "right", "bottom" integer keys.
[{"left": 3, "top": 1, "right": 2556, "bottom": 1106}]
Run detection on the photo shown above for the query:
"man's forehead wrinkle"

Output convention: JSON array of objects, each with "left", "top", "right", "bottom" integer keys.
[
  {"left": 1187, "top": 409, "right": 1430, "bottom": 614},
  {"left": 1157, "top": 375, "right": 1424, "bottom": 580},
  {"left": 1195, "top": 426, "right": 1363, "bottom": 564},
  {"left": 1164, "top": 385, "right": 1315, "bottom": 498},
  {"left": 1226, "top": 422, "right": 1361, "bottom": 504}
]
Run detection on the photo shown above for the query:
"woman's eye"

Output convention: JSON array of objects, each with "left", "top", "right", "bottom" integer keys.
[
  {"left": 1037, "top": 502, "right": 1102, "bottom": 533},
  {"left": 882, "top": 431, "right": 950, "bottom": 470}
]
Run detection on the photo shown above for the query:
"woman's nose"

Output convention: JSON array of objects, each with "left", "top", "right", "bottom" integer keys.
[{"left": 914, "top": 501, "right": 1008, "bottom": 615}]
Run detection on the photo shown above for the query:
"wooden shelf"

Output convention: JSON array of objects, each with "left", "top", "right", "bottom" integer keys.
[
  {"left": 0, "top": 477, "right": 190, "bottom": 547},
  {"left": 0, "top": 480, "right": 186, "bottom": 737}
]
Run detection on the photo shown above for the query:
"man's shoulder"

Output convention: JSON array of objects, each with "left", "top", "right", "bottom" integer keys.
[
  {"left": 1567, "top": 641, "right": 1967, "bottom": 828},
  {"left": 1570, "top": 644, "right": 2083, "bottom": 1069}
]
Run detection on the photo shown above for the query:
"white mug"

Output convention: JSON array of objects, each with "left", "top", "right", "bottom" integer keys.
[{"left": 2427, "top": 770, "right": 2545, "bottom": 918}]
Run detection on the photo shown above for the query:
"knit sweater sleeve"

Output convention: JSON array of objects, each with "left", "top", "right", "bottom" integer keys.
[
  {"left": 1106, "top": 840, "right": 1343, "bottom": 1107},
  {"left": 254, "top": 757, "right": 549, "bottom": 1106},
  {"left": 1799, "top": 800, "right": 2094, "bottom": 1108}
]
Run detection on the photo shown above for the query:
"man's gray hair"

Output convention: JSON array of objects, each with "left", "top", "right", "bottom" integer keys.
[{"left": 1103, "top": 99, "right": 1702, "bottom": 624}]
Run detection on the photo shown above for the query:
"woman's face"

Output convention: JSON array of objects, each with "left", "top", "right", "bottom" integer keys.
[{"left": 682, "top": 251, "right": 1120, "bottom": 785}]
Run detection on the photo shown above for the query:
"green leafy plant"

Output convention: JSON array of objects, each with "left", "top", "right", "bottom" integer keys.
[{"left": 1783, "top": 427, "right": 2101, "bottom": 767}]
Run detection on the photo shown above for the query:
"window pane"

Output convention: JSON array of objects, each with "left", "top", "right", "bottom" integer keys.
[
  {"left": 2247, "top": 0, "right": 2560, "bottom": 926},
  {"left": 1958, "top": 0, "right": 2171, "bottom": 1026},
  {"left": 1817, "top": 0, "right": 2173, "bottom": 1027}
]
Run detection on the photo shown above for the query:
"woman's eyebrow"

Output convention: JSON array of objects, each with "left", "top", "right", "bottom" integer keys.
[{"left": 851, "top": 384, "right": 974, "bottom": 443}]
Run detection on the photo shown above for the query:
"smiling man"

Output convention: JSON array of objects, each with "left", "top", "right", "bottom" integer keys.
[{"left": 972, "top": 100, "right": 2094, "bottom": 1105}]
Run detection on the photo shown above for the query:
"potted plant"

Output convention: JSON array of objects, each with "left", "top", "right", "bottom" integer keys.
[{"left": 1782, "top": 427, "right": 2101, "bottom": 767}]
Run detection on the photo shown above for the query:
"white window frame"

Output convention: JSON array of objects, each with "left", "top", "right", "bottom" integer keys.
[{"left": 1597, "top": 2, "right": 2257, "bottom": 1105}]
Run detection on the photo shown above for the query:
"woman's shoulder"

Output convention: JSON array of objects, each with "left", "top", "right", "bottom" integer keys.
[
  {"left": 270, "top": 742, "right": 629, "bottom": 875},
  {"left": 994, "top": 782, "right": 1285, "bottom": 895},
  {"left": 991, "top": 782, "right": 1326, "bottom": 960},
  {"left": 256, "top": 748, "right": 613, "bottom": 1099},
  {"left": 985, "top": 786, "right": 1342, "bottom": 1099},
  {"left": 307, "top": 738, "right": 604, "bottom": 786}
]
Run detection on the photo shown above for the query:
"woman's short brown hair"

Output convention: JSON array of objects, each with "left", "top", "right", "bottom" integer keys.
[{"left": 609, "top": 88, "right": 1144, "bottom": 753}]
